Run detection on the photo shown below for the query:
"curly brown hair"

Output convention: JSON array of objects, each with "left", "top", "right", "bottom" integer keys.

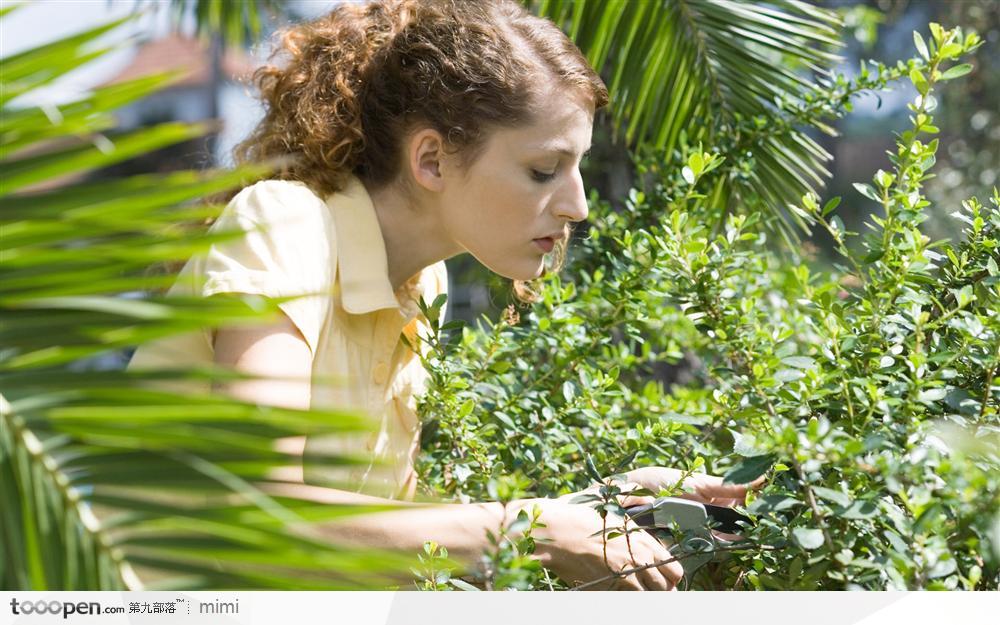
[{"left": 230, "top": 0, "right": 608, "bottom": 301}]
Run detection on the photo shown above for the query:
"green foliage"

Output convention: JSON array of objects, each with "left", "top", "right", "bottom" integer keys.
[
  {"left": 415, "top": 23, "right": 999, "bottom": 590},
  {"left": 411, "top": 476, "right": 551, "bottom": 591},
  {"left": 411, "top": 541, "right": 456, "bottom": 591},
  {"left": 473, "top": 477, "right": 547, "bottom": 589}
]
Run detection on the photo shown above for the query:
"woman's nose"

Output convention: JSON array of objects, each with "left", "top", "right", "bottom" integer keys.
[{"left": 554, "top": 168, "right": 589, "bottom": 223}]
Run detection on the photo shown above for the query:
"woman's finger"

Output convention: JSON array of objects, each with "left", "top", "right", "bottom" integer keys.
[
  {"left": 616, "top": 575, "right": 643, "bottom": 591},
  {"left": 696, "top": 479, "right": 751, "bottom": 499},
  {"left": 635, "top": 565, "right": 670, "bottom": 590},
  {"left": 659, "top": 557, "right": 684, "bottom": 587},
  {"left": 617, "top": 481, "right": 656, "bottom": 508},
  {"left": 643, "top": 536, "right": 684, "bottom": 587},
  {"left": 687, "top": 473, "right": 766, "bottom": 503},
  {"left": 629, "top": 544, "right": 679, "bottom": 591}
]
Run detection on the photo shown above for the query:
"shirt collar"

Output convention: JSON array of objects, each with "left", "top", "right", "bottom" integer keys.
[{"left": 325, "top": 174, "right": 425, "bottom": 316}]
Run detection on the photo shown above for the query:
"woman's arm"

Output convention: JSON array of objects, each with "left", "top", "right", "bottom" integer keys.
[
  {"left": 211, "top": 316, "right": 681, "bottom": 589},
  {"left": 212, "top": 312, "right": 314, "bottom": 411},
  {"left": 260, "top": 482, "right": 680, "bottom": 590},
  {"left": 211, "top": 314, "right": 510, "bottom": 564}
]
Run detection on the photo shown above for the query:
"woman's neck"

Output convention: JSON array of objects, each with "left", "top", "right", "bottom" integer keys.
[{"left": 366, "top": 180, "right": 463, "bottom": 291}]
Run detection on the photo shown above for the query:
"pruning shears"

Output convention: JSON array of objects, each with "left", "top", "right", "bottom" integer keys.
[{"left": 623, "top": 497, "right": 751, "bottom": 580}]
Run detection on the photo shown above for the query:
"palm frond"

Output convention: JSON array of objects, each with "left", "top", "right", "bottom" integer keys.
[
  {"left": 133, "top": 0, "right": 289, "bottom": 48},
  {"left": 1, "top": 8, "right": 400, "bottom": 590},
  {"left": 533, "top": 0, "right": 845, "bottom": 242}
]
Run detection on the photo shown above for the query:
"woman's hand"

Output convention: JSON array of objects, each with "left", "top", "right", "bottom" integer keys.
[
  {"left": 565, "top": 467, "right": 764, "bottom": 510},
  {"left": 622, "top": 466, "right": 765, "bottom": 508},
  {"left": 521, "top": 495, "right": 684, "bottom": 590},
  {"left": 618, "top": 466, "right": 765, "bottom": 541}
]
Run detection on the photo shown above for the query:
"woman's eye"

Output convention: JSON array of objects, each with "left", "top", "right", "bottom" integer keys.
[{"left": 531, "top": 169, "right": 556, "bottom": 183}]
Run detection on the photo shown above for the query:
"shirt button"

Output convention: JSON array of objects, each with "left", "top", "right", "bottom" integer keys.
[{"left": 372, "top": 361, "right": 389, "bottom": 385}]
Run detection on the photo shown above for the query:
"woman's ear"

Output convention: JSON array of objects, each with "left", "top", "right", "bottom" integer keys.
[{"left": 408, "top": 128, "right": 446, "bottom": 193}]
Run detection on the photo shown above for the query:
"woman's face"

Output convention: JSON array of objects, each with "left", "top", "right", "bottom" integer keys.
[{"left": 438, "top": 88, "right": 594, "bottom": 281}]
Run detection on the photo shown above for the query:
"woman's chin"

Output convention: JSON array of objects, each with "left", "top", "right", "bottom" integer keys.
[
  {"left": 487, "top": 259, "right": 545, "bottom": 282},
  {"left": 521, "top": 259, "right": 547, "bottom": 281}
]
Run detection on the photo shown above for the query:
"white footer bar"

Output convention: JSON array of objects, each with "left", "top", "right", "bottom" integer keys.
[{"left": 1, "top": 591, "right": 996, "bottom": 625}]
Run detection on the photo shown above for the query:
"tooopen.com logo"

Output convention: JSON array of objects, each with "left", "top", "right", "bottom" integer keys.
[{"left": 9, "top": 598, "right": 125, "bottom": 619}]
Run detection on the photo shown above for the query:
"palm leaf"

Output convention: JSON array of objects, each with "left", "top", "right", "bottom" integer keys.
[
  {"left": 532, "top": 0, "right": 845, "bottom": 242},
  {"left": 1, "top": 8, "right": 401, "bottom": 590},
  {"left": 134, "top": 0, "right": 289, "bottom": 48},
  {"left": 0, "top": 13, "right": 139, "bottom": 107}
]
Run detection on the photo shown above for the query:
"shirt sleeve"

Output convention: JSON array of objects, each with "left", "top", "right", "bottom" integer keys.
[{"left": 199, "top": 180, "right": 336, "bottom": 359}]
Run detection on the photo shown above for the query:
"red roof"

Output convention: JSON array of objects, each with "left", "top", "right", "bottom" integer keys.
[{"left": 103, "top": 33, "right": 257, "bottom": 88}]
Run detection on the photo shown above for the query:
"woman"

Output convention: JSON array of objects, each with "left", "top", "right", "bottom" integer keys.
[{"left": 128, "top": 0, "right": 758, "bottom": 590}]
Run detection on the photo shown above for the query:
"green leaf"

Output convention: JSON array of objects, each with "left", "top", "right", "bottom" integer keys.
[
  {"left": 917, "top": 388, "right": 947, "bottom": 403},
  {"left": 494, "top": 412, "right": 517, "bottom": 430},
  {"left": 774, "top": 369, "right": 805, "bottom": 383},
  {"left": 747, "top": 494, "right": 802, "bottom": 514},
  {"left": 822, "top": 196, "right": 841, "bottom": 216},
  {"left": 688, "top": 151, "right": 705, "bottom": 176},
  {"left": 839, "top": 499, "right": 879, "bottom": 520},
  {"left": 909, "top": 68, "right": 929, "bottom": 95},
  {"left": 732, "top": 431, "right": 764, "bottom": 457},
  {"left": 927, "top": 555, "right": 957, "bottom": 579},
  {"left": 939, "top": 42, "right": 962, "bottom": 59},
  {"left": 853, "top": 183, "right": 881, "bottom": 202},
  {"left": 913, "top": 31, "right": 930, "bottom": 61},
  {"left": 829, "top": 215, "right": 846, "bottom": 235},
  {"left": 952, "top": 284, "right": 974, "bottom": 307},
  {"left": 862, "top": 247, "right": 885, "bottom": 264},
  {"left": 929, "top": 23, "right": 944, "bottom": 46},
  {"left": 723, "top": 453, "right": 775, "bottom": 485},
  {"left": 792, "top": 527, "right": 825, "bottom": 550},
  {"left": 812, "top": 486, "right": 850, "bottom": 507},
  {"left": 780, "top": 356, "right": 815, "bottom": 369},
  {"left": 939, "top": 64, "right": 973, "bottom": 81},
  {"left": 1, "top": 122, "right": 213, "bottom": 197},
  {"left": 584, "top": 453, "right": 603, "bottom": 483},
  {"left": 0, "top": 14, "right": 136, "bottom": 106},
  {"left": 1, "top": 71, "right": 187, "bottom": 155}
]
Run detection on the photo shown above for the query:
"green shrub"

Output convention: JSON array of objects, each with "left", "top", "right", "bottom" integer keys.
[{"left": 414, "top": 23, "right": 998, "bottom": 591}]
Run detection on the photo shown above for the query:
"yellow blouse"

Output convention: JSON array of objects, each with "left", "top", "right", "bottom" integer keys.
[{"left": 126, "top": 175, "right": 448, "bottom": 500}]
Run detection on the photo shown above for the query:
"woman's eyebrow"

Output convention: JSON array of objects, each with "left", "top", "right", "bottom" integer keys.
[{"left": 534, "top": 143, "right": 593, "bottom": 158}]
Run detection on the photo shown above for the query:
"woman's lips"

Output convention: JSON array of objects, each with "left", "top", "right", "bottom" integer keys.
[{"left": 533, "top": 237, "right": 555, "bottom": 253}]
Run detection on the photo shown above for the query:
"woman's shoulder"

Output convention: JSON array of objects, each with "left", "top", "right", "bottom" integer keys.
[
  {"left": 224, "top": 178, "right": 335, "bottom": 231},
  {"left": 235, "top": 177, "right": 320, "bottom": 199},
  {"left": 208, "top": 179, "right": 340, "bottom": 288}
]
